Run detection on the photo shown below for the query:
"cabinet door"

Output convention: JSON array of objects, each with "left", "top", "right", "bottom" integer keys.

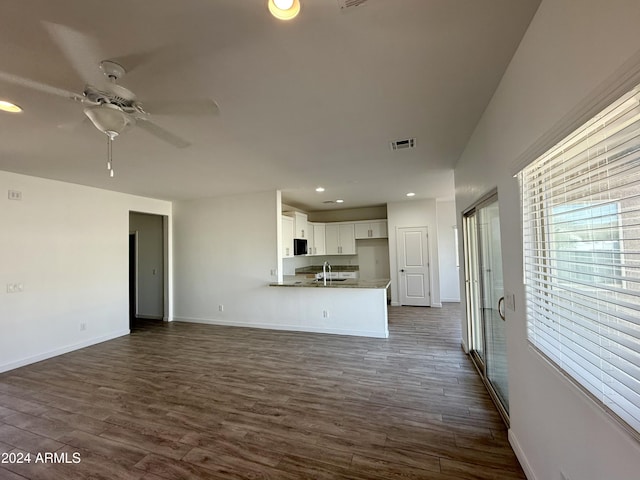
[
  {"left": 282, "top": 216, "right": 294, "bottom": 258},
  {"left": 306, "top": 223, "right": 315, "bottom": 255},
  {"left": 325, "top": 224, "right": 340, "bottom": 255},
  {"left": 370, "top": 221, "right": 388, "bottom": 238},
  {"left": 313, "top": 223, "right": 326, "bottom": 256},
  {"left": 339, "top": 224, "right": 356, "bottom": 254},
  {"left": 354, "top": 223, "right": 371, "bottom": 239},
  {"left": 294, "top": 212, "right": 308, "bottom": 239}
]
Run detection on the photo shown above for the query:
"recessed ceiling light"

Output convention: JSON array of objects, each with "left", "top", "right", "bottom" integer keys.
[
  {"left": 315, "top": 187, "right": 325, "bottom": 192},
  {"left": 336, "top": 199, "right": 344, "bottom": 203},
  {"left": 0, "top": 100, "right": 22, "bottom": 113},
  {"left": 268, "top": 0, "right": 300, "bottom": 20},
  {"left": 406, "top": 192, "right": 416, "bottom": 197}
]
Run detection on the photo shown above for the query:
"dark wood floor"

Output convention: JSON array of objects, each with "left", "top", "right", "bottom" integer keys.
[{"left": 0, "top": 305, "right": 525, "bottom": 479}]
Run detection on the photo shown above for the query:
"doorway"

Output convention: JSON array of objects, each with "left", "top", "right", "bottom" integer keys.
[
  {"left": 463, "top": 193, "right": 509, "bottom": 424},
  {"left": 129, "top": 233, "right": 137, "bottom": 330},
  {"left": 396, "top": 226, "right": 430, "bottom": 306},
  {"left": 129, "top": 212, "right": 166, "bottom": 329}
]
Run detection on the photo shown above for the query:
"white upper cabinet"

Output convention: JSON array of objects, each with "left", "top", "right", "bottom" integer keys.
[
  {"left": 326, "top": 223, "right": 356, "bottom": 255},
  {"left": 282, "top": 215, "right": 294, "bottom": 258},
  {"left": 354, "top": 220, "right": 388, "bottom": 239},
  {"left": 309, "top": 222, "right": 326, "bottom": 256},
  {"left": 292, "top": 212, "right": 308, "bottom": 239}
]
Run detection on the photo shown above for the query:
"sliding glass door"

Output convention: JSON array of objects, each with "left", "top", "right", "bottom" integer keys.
[{"left": 463, "top": 193, "right": 509, "bottom": 423}]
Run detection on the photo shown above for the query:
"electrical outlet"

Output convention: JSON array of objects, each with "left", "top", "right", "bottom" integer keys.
[
  {"left": 270, "top": 269, "right": 277, "bottom": 276},
  {"left": 79, "top": 322, "right": 87, "bottom": 331},
  {"left": 8, "top": 190, "right": 22, "bottom": 201},
  {"left": 322, "top": 310, "right": 329, "bottom": 318},
  {"left": 6, "top": 283, "right": 23, "bottom": 293},
  {"left": 218, "top": 304, "right": 224, "bottom": 312}
]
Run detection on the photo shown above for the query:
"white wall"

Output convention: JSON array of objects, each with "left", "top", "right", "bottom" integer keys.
[
  {"left": 454, "top": 1, "right": 640, "bottom": 478},
  {"left": 436, "top": 200, "right": 460, "bottom": 302},
  {"left": 387, "top": 199, "right": 441, "bottom": 307},
  {"left": 0, "top": 170, "right": 172, "bottom": 373},
  {"left": 356, "top": 238, "right": 390, "bottom": 281},
  {"left": 173, "top": 191, "right": 279, "bottom": 324},
  {"left": 129, "top": 212, "right": 164, "bottom": 319}
]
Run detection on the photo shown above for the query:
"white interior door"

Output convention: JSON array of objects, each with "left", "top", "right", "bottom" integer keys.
[{"left": 397, "top": 227, "right": 430, "bottom": 306}]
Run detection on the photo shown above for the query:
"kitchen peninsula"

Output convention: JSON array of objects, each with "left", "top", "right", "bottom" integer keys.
[{"left": 269, "top": 274, "right": 390, "bottom": 338}]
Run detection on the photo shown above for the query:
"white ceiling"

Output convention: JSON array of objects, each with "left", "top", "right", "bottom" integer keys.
[{"left": 0, "top": 0, "right": 540, "bottom": 211}]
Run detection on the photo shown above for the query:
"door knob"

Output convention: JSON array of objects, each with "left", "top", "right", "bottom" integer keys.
[{"left": 400, "top": 269, "right": 405, "bottom": 272}]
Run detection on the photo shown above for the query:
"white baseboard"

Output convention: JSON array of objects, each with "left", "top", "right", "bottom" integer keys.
[
  {"left": 173, "top": 316, "right": 389, "bottom": 339},
  {"left": 136, "top": 314, "right": 163, "bottom": 320},
  {"left": 0, "top": 330, "right": 130, "bottom": 374},
  {"left": 431, "top": 302, "right": 442, "bottom": 308},
  {"left": 391, "top": 301, "right": 401, "bottom": 306},
  {"left": 509, "top": 429, "right": 536, "bottom": 480},
  {"left": 442, "top": 298, "right": 461, "bottom": 303}
]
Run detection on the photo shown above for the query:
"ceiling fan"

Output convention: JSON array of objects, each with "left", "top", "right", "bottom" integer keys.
[{"left": 0, "top": 22, "right": 219, "bottom": 177}]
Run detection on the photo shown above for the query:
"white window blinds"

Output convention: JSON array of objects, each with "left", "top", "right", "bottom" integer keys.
[{"left": 519, "top": 84, "right": 640, "bottom": 438}]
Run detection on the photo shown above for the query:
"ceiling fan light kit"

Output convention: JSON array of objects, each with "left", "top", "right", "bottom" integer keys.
[
  {"left": 268, "top": 0, "right": 300, "bottom": 20},
  {"left": 84, "top": 104, "right": 134, "bottom": 139}
]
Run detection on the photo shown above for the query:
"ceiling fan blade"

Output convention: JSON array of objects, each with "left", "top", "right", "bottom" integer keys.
[
  {"left": 0, "top": 71, "right": 82, "bottom": 101},
  {"left": 136, "top": 118, "right": 191, "bottom": 149},
  {"left": 141, "top": 99, "right": 220, "bottom": 116},
  {"left": 43, "top": 21, "right": 105, "bottom": 87}
]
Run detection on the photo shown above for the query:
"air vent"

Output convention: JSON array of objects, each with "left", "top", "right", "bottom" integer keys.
[
  {"left": 338, "top": 0, "right": 368, "bottom": 10},
  {"left": 390, "top": 138, "right": 416, "bottom": 151}
]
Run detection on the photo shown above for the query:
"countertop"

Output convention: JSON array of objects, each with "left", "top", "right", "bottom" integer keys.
[{"left": 270, "top": 275, "right": 390, "bottom": 289}]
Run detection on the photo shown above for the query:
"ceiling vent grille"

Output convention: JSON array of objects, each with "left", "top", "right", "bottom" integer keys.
[
  {"left": 338, "top": 0, "right": 368, "bottom": 10},
  {"left": 390, "top": 138, "right": 416, "bottom": 151}
]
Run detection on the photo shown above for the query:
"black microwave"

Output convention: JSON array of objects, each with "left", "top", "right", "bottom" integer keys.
[{"left": 294, "top": 238, "right": 308, "bottom": 256}]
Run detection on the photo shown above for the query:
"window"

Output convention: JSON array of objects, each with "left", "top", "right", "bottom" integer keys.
[{"left": 519, "top": 84, "right": 640, "bottom": 439}]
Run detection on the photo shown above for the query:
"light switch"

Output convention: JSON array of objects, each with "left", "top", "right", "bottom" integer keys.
[{"left": 504, "top": 291, "right": 516, "bottom": 311}]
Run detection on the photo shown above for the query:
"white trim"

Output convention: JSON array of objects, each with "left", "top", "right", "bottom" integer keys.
[
  {"left": 136, "top": 314, "right": 163, "bottom": 320},
  {"left": 391, "top": 301, "right": 401, "bottom": 307},
  {"left": 173, "top": 316, "right": 389, "bottom": 339},
  {"left": 431, "top": 302, "right": 442, "bottom": 308},
  {"left": 0, "top": 330, "right": 130, "bottom": 374},
  {"left": 441, "top": 298, "right": 461, "bottom": 303},
  {"left": 509, "top": 429, "right": 537, "bottom": 480}
]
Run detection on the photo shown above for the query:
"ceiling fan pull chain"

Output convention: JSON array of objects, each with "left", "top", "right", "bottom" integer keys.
[{"left": 107, "top": 136, "right": 114, "bottom": 177}]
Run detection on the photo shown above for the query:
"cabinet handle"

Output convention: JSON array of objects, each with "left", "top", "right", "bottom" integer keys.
[
  {"left": 301, "top": 229, "right": 304, "bottom": 238},
  {"left": 369, "top": 229, "right": 372, "bottom": 237},
  {"left": 286, "top": 247, "right": 289, "bottom": 256}
]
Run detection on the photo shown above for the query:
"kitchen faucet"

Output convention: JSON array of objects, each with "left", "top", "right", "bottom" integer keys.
[{"left": 322, "top": 261, "right": 331, "bottom": 286}]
